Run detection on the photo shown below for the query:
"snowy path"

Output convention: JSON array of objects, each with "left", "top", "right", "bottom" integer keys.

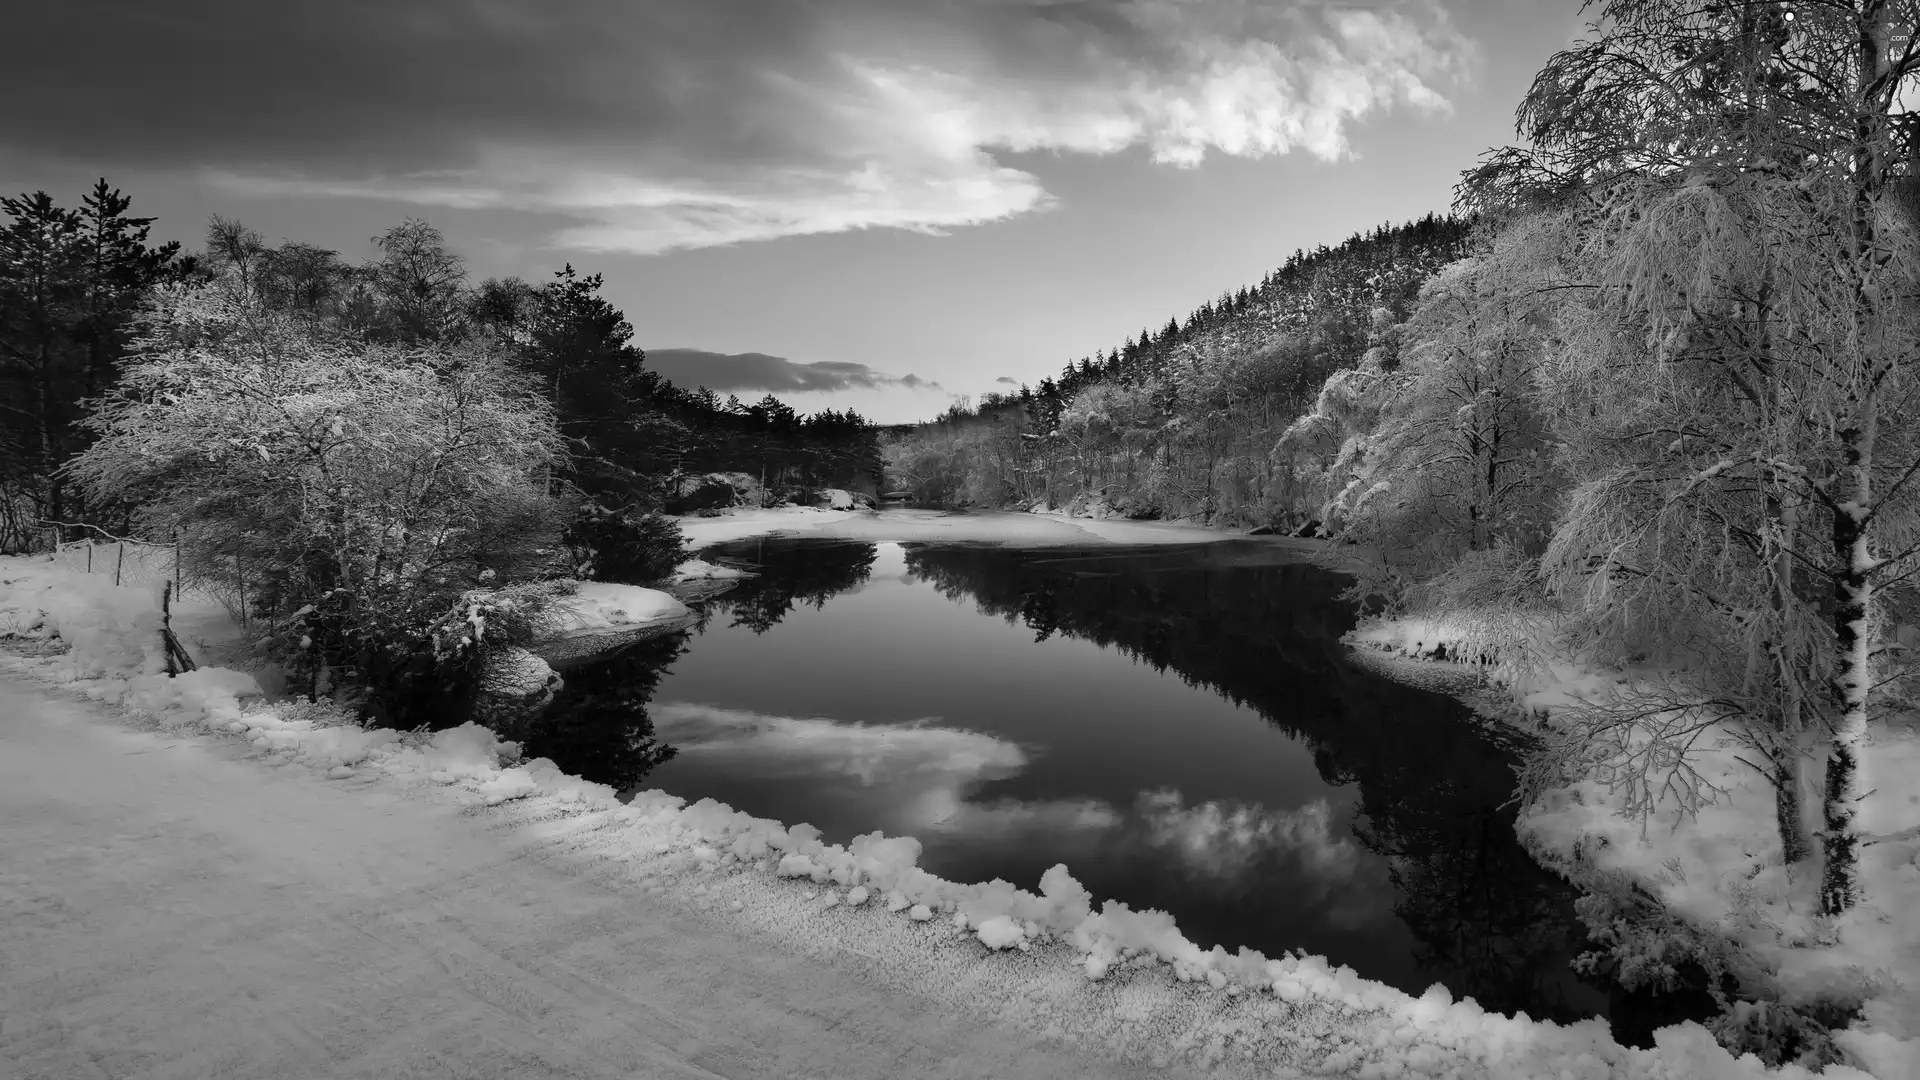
[{"left": 0, "top": 677, "right": 1186, "bottom": 1080}]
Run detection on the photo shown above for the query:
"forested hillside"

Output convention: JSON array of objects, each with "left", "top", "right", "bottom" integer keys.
[{"left": 880, "top": 213, "right": 1473, "bottom": 522}]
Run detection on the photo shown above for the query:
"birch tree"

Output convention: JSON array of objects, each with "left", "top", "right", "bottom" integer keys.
[{"left": 1467, "top": 0, "right": 1920, "bottom": 911}]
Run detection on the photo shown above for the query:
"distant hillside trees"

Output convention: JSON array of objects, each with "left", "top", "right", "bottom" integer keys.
[{"left": 881, "top": 214, "right": 1474, "bottom": 523}]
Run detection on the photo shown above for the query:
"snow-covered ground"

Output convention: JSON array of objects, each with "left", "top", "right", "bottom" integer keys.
[
  {"left": 1349, "top": 616, "right": 1920, "bottom": 1079},
  {"left": 0, "top": 551, "right": 1889, "bottom": 1078},
  {"left": 676, "top": 505, "right": 1329, "bottom": 551}
]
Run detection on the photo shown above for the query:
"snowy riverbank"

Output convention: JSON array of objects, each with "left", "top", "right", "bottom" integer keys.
[
  {"left": 674, "top": 504, "right": 1334, "bottom": 554},
  {"left": 1348, "top": 616, "right": 1919, "bottom": 1078},
  {"left": 0, "top": 549, "right": 1887, "bottom": 1078}
]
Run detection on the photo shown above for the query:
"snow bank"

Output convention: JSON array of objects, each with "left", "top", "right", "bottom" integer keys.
[
  {"left": 675, "top": 506, "right": 870, "bottom": 548},
  {"left": 676, "top": 507, "right": 1312, "bottom": 552},
  {"left": 1352, "top": 612, "right": 1920, "bottom": 1077},
  {"left": 0, "top": 554, "right": 1886, "bottom": 1079},
  {"left": 538, "top": 581, "right": 688, "bottom": 636}
]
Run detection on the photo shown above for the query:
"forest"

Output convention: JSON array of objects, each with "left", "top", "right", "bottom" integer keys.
[{"left": 884, "top": 1, "right": 1920, "bottom": 926}]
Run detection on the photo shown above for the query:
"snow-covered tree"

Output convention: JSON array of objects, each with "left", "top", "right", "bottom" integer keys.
[
  {"left": 66, "top": 274, "right": 565, "bottom": 708},
  {"left": 1316, "top": 224, "right": 1564, "bottom": 606},
  {"left": 1532, "top": 170, "right": 1920, "bottom": 905},
  {"left": 1466, "top": 0, "right": 1920, "bottom": 914}
]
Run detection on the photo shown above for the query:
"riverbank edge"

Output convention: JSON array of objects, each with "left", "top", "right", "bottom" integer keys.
[
  {"left": 1342, "top": 624, "right": 1917, "bottom": 1079},
  {"left": 0, "top": 547, "right": 1878, "bottom": 1080}
]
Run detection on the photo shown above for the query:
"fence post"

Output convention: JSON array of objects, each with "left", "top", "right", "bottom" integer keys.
[
  {"left": 86, "top": 544, "right": 93, "bottom": 574},
  {"left": 235, "top": 553, "right": 247, "bottom": 632},
  {"left": 114, "top": 542, "right": 125, "bottom": 587},
  {"left": 174, "top": 531, "right": 182, "bottom": 599}
]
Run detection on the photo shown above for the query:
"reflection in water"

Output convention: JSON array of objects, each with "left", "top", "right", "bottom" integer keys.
[
  {"left": 1135, "top": 791, "right": 1361, "bottom": 885},
  {"left": 899, "top": 542, "right": 1603, "bottom": 1023},
  {"left": 652, "top": 702, "right": 1026, "bottom": 785},
  {"left": 649, "top": 701, "right": 1119, "bottom": 838},
  {"left": 517, "top": 632, "right": 683, "bottom": 791},
  {"left": 703, "top": 540, "right": 879, "bottom": 635},
  {"left": 528, "top": 536, "right": 1698, "bottom": 1041}
]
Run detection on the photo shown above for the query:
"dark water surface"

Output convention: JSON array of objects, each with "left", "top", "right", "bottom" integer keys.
[{"left": 523, "top": 535, "right": 1695, "bottom": 1037}]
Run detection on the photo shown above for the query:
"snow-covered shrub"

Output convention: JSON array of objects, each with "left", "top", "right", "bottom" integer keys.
[
  {"left": 1570, "top": 881, "right": 1749, "bottom": 1000},
  {"left": 561, "top": 502, "right": 685, "bottom": 584},
  {"left": 1706, "top": 997, "right": 1863, "bottom": 1071},
  {"left": 66, "top": 277, "right": 567, "bottom": 721},
  {"left": 328, "top": 579, "right": 573, "bottom": 729}
]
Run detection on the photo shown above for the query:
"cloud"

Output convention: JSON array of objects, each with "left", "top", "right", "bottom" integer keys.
[
  {"left": 4, "top": 1, "right": 1472, "bottom": 254},
  {"left": 647, "top": 702, "right": 1118, "bottom": 834},
  {"left": 1133, "top": 790, "right": 1362, "bottom": 882},
  {"left": 995, "top": 376, "right": 1018, "bottom": 385},
  {"left": 646, "top": 348, "right": 945, "bottom": 395},
  {"left": 649, "top": 703, "right": 1025, "bottom": 786}
]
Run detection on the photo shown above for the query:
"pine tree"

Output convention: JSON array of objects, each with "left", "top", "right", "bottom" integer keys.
[{"left": 0, "top": 182, "right": 176, "bottom": 537}]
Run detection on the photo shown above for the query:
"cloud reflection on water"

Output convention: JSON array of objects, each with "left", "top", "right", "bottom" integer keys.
[
  {"left": 1134, "top": 790, "right": 1362, "bottom": 881},
  {"left": 648, "top": 702, "right": 1374, "bottom": 910},
  {"left": 650, "top": 702, "right": 1025, "bottom": 787}
]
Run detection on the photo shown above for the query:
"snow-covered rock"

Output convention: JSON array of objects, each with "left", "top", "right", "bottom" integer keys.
[
  {"left": 526, "top": 582, "right": 693, "bottom": 667},
  {"left": 812, "top": 488, "right": 856, "bottom": 511},
  {"left": 668, "top": 472, "right": 761, "bottom": 513},
  {"left": 665, "top": 558, "right": 749, "bottom": 584},
  {"left": 473, "top": 646, "right": 561, "bottom": 736}
]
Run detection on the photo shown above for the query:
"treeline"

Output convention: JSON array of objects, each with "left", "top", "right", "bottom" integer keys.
[
  {"left": 881, "top": 213, "right": 1474, "bottom": 521},
  {"left": 0, "top": 195, "right": 881, "bottom": 554}
]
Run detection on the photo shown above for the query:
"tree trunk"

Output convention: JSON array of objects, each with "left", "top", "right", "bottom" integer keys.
[
  {"left": 1774, "top": 755, "right": 1811, "bottom": 865},
  {"left": 1820, "top": 422, "right": 1875, "bottom": 915}
]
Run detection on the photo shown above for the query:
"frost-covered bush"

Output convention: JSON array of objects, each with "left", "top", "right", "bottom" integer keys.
[
  {"left": 292, "top": 579, "right": 572, "bottom": 729},
  {"left": 561, "top": 502, "right": 685, "bottom": 584},
  {"left": 1707, "top": 998, "right": 1860, "bottom": 1071},
  {"left": 66, "top": 278, "right": 567, "bottom": 717}
]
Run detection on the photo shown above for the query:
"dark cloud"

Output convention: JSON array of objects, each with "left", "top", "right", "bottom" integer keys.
[
  {"left": 2, "top": 2, "right": 1470, "bottom": 252},
  {"left": 0, "top": 0, "right": 812, "bottom": 176},
  {"left": 646, "top": 348, "right": 944, "bottom": 395},
  {"left": 995, "top": 376, "right": 1018, "bottom": 384}
]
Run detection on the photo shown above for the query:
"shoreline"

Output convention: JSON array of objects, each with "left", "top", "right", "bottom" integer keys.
[
  {"left": 1343, "top": 618, "right": 1918, "bottom": 1079},
  {"left": 674, "top": 504, "right": 1368, "bottom": 566},
  {"left": 0, "top": 548, "right": 1888, "bottom": 1079}
]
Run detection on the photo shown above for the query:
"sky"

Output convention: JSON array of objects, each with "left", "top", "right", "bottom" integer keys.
[{"left": 1, "top": 0, "right": 1589, "bottom": 424}]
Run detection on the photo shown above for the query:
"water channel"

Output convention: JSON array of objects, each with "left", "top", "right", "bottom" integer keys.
[{"left": 521, "top": 532, "right": 1712, "bottom": 1044}]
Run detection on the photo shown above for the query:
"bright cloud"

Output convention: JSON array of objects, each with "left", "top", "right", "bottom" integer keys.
[
  {"left": 648, "top": 702, "right": 1026, "bottom": 786},
  {"left": 167, "top": 0, "right": 1472, "bottom": 253},
  {"left": 1134, "top": 790, "right": 1364, "bottom": 881},
  {"left": 648, "top": 702, "right": 1124, "bottom": 834}
]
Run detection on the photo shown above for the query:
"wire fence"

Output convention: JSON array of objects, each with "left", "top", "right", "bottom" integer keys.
[
  {"left": 52, "top": 538, "right": 181, "bottom": 594},
  {"left": 47, "top": 534, "right": 203, "bottom": 674}
]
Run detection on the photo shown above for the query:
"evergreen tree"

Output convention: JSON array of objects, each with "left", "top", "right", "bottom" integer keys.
[
  {"left": 525, "top": 263, "right": 664, "bottom": 498},
  {"left": 0, "top": 181, "right": 176, "bottom": 538}
]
